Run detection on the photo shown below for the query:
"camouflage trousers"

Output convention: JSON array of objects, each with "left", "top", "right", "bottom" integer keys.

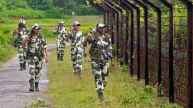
[
  {"left": 28, "top": 56, "right": 43, "bottom": 83},
  {"left": 57, "top": 44, "right": 65, "bottom": 54},
  {"left": 17, "top": 47, "right": 27, "bottom": 64},
  {"left": 17, "top": 47, "right": 27, "bottom": 70},
  {"left": 56, "top": 41, "right": 65, "bottom": 53},
  {"left": 71, "top": 46, "right": 84, "bottom": 73},
  {"left": 57, "top": 43, "right": 65, "bottom": 61},
  {"left": 91, "top": 61, "right": 106, "bottom": 91}
]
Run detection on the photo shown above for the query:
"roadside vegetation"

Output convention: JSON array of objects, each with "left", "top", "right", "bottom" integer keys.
[{"left": 47, "top": 48, "right": 182, "bottom": 108}]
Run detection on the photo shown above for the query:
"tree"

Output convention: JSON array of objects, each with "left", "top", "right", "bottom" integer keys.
[{"left": 28, "top": 0, "right": 53, "bottom": 10}]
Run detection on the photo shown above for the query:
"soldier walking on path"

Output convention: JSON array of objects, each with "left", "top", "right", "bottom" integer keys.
[
  {"left": 68, "top": 21, "right": 85, "bottom": 78},
  {"left": 23, "top": 24, "right": 48, "bottom": 92},
  {"left": 56, "top": 21, "right": 67, "bottom": 61},
  {"left": 13, "top": 19, "right": 28, "bottom": 71},
  {"left": 84, "top": 23, "right": 112, "bottom": 99}
]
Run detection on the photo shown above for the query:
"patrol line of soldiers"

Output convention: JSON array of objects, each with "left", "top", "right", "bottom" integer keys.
[
  {"left": 55, "top": 20, "right": 113, "bottom": 97},
  {"left": 13, "top": 17, "right": 48, "bottom": 92},
  {"left": 55, "top": 21, "right": 85, "bottom": 77},
  {"left": 13, "top": 17, "right": 112, "bottom": 96}
]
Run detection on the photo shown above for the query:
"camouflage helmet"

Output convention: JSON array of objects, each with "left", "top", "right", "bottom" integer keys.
[
  {"left": 32, "top": 23, "right": 41, "bottom": 30},
  {"left": 97, "top": 23, "right": 105, "bottom": 28}
]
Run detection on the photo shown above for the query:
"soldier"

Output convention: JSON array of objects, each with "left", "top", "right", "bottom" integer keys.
[
  {"left": 19, "top": 16, "right": 26, "bottom": 26},
  {"left": 56, "top": 21, "right": 66, "bottom": 34},
  {"left": 68, "top": 21, "right": 84, "bottom": 77},
  {"left": 56, "top": 24, "right": 67, "bottom": 61},
  {"left": 84, "top": 23, "right": 112, "bottom": 98},
  {"left": 23, "top": 24, "right": 48, "bottom": 92},
  {"left": 13, "top": 22, "right": 28, "bottom": 71},
  {"left": 13, "top": 17, "right": 28, "bottom": 46}
]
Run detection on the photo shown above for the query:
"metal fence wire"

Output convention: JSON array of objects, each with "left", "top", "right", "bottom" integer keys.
[{"left": 91, "top": 0, "right": 193, "bottom": 108}]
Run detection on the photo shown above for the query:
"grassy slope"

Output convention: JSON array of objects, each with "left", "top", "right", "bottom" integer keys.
[
  {"left": 0, "top": 19, "right": 16, "bottom": 64},
  {"left": 47, "top": 47, "right": 182, "bottom": 108}
]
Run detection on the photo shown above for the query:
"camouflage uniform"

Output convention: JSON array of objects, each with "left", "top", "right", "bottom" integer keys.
[
  {"left": 56, "top": 30, "right": 67, "bottom": 61},
  {"left": 14, "top": 26, "right": 28, "bottom": 70},
  {"left": 69, "top": 31, "right": 84, "bottom": 74},
  {"left": 86, "top": 31, "right": 112, "bottom": 92},
  {"left": 26, "top": 33, "right": 47, "bottom": 91}
]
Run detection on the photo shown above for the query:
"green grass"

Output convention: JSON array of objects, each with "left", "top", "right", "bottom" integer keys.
[
  {"left": 25, "top": 98, "right": 49, "bottom": 108},
  {"left": 47, "top": 48, "right": 182, "bottom": 108},
  {"left": 0, "top": 21, "right": 16, "bottom": 64},
  {"left": 0, "top": 46, "right": 16, "bottom": 64}
]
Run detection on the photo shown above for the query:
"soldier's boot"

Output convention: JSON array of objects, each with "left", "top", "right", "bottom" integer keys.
[
  {"left": 72, "top": 64, "right": 76, "bottom": 74},
  {"left": 29, "top": 79, "right": 35, "bottom": 92},
  {"left": 57, "top": 54, "right": 60, "bottom": 61},
  {"left": 19, "top": 63, "right": 23, "bottom": 71},
  {"left": 59, "top": 54, "right": 62, "bottom": 61},
  {"left": 61, "top": 54, "right": 64, "bottom": 61},
  {"left": 97, "top": 81, "right": 104, "bottom": 101},
  {"left": 102, "top": 72, "right": 105, "bottom": 81},
  {"left": 59, "top": 54, "right": 61, "bottom": 61},
  {"left": 21, "top": 63, "right": 24, "bottom": 70},
  {"left": 23, "top": 62, "right": 26, "bottom": 70},
  {"left": 35, "top": 82, "right": 39, "bottom": 92}
]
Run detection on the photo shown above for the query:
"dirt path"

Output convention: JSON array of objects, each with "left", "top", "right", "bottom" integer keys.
[{"left": 0, "top": 44, "right": 55, "bottom": 108}]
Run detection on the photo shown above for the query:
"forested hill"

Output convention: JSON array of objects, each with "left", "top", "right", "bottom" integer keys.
[{"left": 0, "top": 0, "right": 99, "bottom": 18}]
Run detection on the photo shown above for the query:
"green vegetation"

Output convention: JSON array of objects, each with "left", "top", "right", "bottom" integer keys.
[
  {"left": 25, "top": 98, "right": 49, "bottom": 108},
  {"left": 0, "top": 20, "right": 16, "bottom": 63},
  {"left": 0, "top": 0, "right": 99, "bottom": 19},
  {"left": 47, "top": 48, "right": 182, "bottom": 108}
]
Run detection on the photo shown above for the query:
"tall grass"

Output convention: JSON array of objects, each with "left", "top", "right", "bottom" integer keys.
[{"left": 47, "top": 48, "right": 182, "bottom": 108}]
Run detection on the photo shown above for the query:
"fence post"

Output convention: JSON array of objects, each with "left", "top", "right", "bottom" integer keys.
[
  {"left": 120, "top": 0, "right": 134, "bottom": 76},
  {"left": 157, "top": 9, "right": 162, "bottom": 96},
  {"left": 146, "top": 0, "right": 162, "bottom": 96},
  {"left": 161, "top": 0, "right": 174, "bottom": 103},
  {"left": 168, "top": 3, "right": 174, "bottom": 103},
  {"left": 143, "top": 0, "right": 149, "bottom": 85},
  {"left": 187, "top": 2, "right": 193, "bottom": 108},
  {"left": 126, "top": 0, "right": 141, "bottom": 80}
]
